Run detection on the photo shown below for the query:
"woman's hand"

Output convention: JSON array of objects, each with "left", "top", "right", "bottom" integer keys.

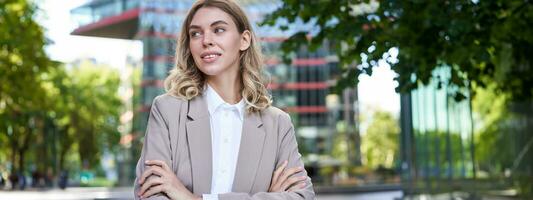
[
  {"left": 268, "top": 160, "right": 308, "bottom": 192},
  {"left": 138, "top": 160, "right": 201, "bottom": 200}
]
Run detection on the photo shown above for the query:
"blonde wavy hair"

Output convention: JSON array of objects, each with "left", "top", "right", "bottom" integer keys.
[{"left": 164, "top": 0, "right": 271, "bottom": 113}]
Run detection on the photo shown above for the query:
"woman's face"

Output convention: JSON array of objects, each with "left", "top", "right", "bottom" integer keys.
[{"left": 188, "top": 7, "right": 250, "bottom": 79}]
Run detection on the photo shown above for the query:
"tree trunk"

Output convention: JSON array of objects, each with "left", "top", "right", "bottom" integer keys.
[
  {"left": 18, "top": 130, "right": 32, "bottom": 173},
  {"left": 59, "top": 147, "right": 67, "bottom": 172},
  {"left": 10, "top": 138, "right": 17, "bottom": 174},
  {"left": 58, "top": 126, "right": 72, "bottom": 172}
]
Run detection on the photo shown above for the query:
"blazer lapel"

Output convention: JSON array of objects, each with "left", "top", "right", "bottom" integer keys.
[
  {"left": 232, "top": 111, "right": 266, "bottom": 193},
  {"left": 185, "top": 95, "right": 212, "bottom": 195}
]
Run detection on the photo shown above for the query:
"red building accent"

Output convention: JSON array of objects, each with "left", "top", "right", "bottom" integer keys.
[
  {"left": 268, "top": 82, "right": 328, "bottom": 90},
  {"left": 139, "top": 105, "right": 151, "bottom": 113},
  {"left": 141, "top": 55, "right": 327, "bottom": 68},
  {"left": 292, "top": 58, "right": 327, "bottom": 66},
  {"left": 260, "top": 37, "right": 287, "bottom": 42},
  {"left": 141, "top": 79, "right": 165, "bottom": 87},
  {"left": 71, "top": 8, "right": 140, "bottom": 38},
  {"left": 265, "top": 58, "right": 327, "bottom": 66},
  {"left": 143, "top": 55, "right": 175, "bottom": 62},
  {"left": 284, "top": 106, "right": 328, "bottom": 113}
]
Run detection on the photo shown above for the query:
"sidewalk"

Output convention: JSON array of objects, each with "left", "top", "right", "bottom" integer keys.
[{"left": 0, "top": 187, "right": 403, "bottom": 200}]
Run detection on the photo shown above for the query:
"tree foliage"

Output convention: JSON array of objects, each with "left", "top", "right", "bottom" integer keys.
[
  {"left": 361, "top": 110, "right": 399, "bottom": 169},
  {"left": 473, "top": 83, "right": 533, "bottom": 176},
  {"left": 472, "top": 83, "right": 533, "bottom": 198},
  {"left": 68, "top": 61, "right": 122, "bottom": 168},
  {"left": 261, "top": 0, "right": 533, "bottom": 100},
  {"left": 44, "top": 61, "right": 122, "bottom": 170},
  {"left": 1, "top": 0, "right": 53, "bottom": 173},
  {"left": 1, "top": 0, "right": 122, "bottom": 175}
]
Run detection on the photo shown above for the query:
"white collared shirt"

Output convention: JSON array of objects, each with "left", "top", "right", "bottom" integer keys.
[{"left": 203, "top": 84, "right": 245, "bottom": 200}]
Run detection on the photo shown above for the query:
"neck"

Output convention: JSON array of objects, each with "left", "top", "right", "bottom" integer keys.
[{"left": 207, "top": 76, "right": 242, "bottom": 105}]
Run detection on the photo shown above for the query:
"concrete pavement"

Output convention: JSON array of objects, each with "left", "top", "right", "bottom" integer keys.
[{"left": 0, "top": 187, "right": 403, "bottom": 200}]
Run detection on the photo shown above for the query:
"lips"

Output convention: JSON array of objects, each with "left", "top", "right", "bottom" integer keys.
[{"left": 200, "top": 51, "right": 222, "bottom": 63}]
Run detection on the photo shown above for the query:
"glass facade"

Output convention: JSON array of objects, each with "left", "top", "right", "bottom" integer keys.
[
  {"left": 400, "top": 67, "right": 476, "bottom": 193},
  {"left": 71, "top": 0, "right": 140, "bottom": 26}
]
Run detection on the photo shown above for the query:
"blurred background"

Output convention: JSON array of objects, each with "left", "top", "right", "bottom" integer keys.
[{"left": 0, "top": 0, "right": 532, "bottom": 199}]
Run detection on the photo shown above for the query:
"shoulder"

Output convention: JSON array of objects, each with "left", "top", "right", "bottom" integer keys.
[
  {"left": 260, "top": 105, "right": 293, "bottom": 129},
  {"left": 153, "top": 93, "right": 187, "bottom": 107},
  {"left": 149, "top": 93, "right": 188, "bottom": 124},
  {"left": 151, "top": 93, "right": 188, "bottom": 114},
  {"left": 260, "top": 105, "right": 289, "bottom": 119}
]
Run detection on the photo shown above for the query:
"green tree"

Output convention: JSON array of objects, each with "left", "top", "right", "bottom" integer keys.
[
  {"left": 65, "top": 60, "right": 122, "bottom": 169},
  {"left": 24, "top": 60, "right": 122, "bottom": 172},
  {"left": 473, "top": 84, "right": 533, "bottom": 198},
  {"left": 472, "top": 84, "right": 512, "bottom": 174},
  {"left": 1, "top": 0, "right": 123, "bottom": 179},
  {"left": 261, "top": 0, "right": 533, "bottom": 100},
  {"left": 361, "top": 110, "right": 400, "bottom": 169},
  {"left": 0, "top": 0, "right": 52, "bottom": 173}
]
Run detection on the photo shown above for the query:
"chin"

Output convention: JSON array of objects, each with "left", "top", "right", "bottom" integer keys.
[{"left": 198, "top": 66, "right": 225, "bottom": 76}]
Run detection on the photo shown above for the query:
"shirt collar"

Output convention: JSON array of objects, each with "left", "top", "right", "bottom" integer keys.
[{"left": 205, "top": 84, "right": 245, "bottom": 121}]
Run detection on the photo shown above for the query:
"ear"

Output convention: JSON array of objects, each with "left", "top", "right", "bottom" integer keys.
[{"left": 239, "top": 30, "right": 251, "bottom": 51}]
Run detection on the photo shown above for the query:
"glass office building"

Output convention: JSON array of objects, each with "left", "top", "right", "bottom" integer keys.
[
  {"left": 71, "top": 0, "right": 360, "bottom": 186},
  {"left": 399, "top": 67, "right": 476, "bottom": 193}
]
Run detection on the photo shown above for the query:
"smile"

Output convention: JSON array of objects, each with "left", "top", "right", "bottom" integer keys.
[{"left": 200, "top": 53, "right": 222, "bottom": 63}]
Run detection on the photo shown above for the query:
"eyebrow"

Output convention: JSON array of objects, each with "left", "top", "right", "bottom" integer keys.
[{"left": 189, "top": 20, "right": 229, "bottom": 30}]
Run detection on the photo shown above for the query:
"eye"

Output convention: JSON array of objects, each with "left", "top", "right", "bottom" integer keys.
[
  {"left": 214, "top": 27, "right": 225, "bottom": 33},
  {"left": 190, "top": 31, "right": 201, "bottom": 38}
]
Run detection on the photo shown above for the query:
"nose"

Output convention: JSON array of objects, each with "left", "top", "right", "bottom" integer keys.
[{"left": 202, "top": 32, "right": 214, "bottom": 47}]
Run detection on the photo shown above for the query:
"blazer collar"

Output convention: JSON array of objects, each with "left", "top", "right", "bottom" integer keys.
[
  {"left": 232, "top": 109, "right": 266, "bottom": 193},
  {"left": 186, "top": 95, "right": 212, "bottom": 195},
  {"left": 187, "top": 93, "right": 209, "bottom": 121}
]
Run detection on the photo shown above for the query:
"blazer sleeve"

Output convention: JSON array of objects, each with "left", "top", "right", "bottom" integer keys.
[
  {"left": 133, "top": 96, "right": 172, "bottom": 200},
  {"left": 217, "top": 112, "right": 316, "bottom": 200}
]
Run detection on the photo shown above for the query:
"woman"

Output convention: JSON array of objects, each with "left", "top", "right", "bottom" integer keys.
[{"left": 134, "top": 0, "right": 315, "bottom": 199}]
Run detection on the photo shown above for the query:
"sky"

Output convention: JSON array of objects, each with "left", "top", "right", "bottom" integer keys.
[
  {"left": 37, "top": 0, "right": 400, "bottom": 117},
  {"left": 37, "top": 0, "right": 142, "bottom": 69}
]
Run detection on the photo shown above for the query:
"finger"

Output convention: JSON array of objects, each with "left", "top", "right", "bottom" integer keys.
[
  {"left": 280, "top": 176, "right": 306, "bottom": 191},
  {"left": 271, "top": 160, "right": 288, "bottom": 186},
  {"left": 145, "top": 160, "right": 171, "bottom": 172},
  {"left": 139, "top": 167, "right": 158, "bottom": 184},
  {"left": 287, "top": 182, "right": 307, "bottom": 192},
  {"left": 138, "top": 176, "right": 163, "bottom": 196},
  {"left": 139, "top": 166, "right": 165, "bottom": 184},
  {"left": 141, "top": 184, "right": 164, "bottom": 198},
  {"left": 275, "top": 166, "right": 303, "bottom": 189},
  {"left": 139, "top": 166, "right": 167, "bottom": 187},
  {"left": 281, "top": 176, "right": 307, "bottom": 191}
]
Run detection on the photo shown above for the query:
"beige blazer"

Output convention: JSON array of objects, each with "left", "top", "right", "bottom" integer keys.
[{"left": 134, "top": 94, "right": 316, "bottom": 200}]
